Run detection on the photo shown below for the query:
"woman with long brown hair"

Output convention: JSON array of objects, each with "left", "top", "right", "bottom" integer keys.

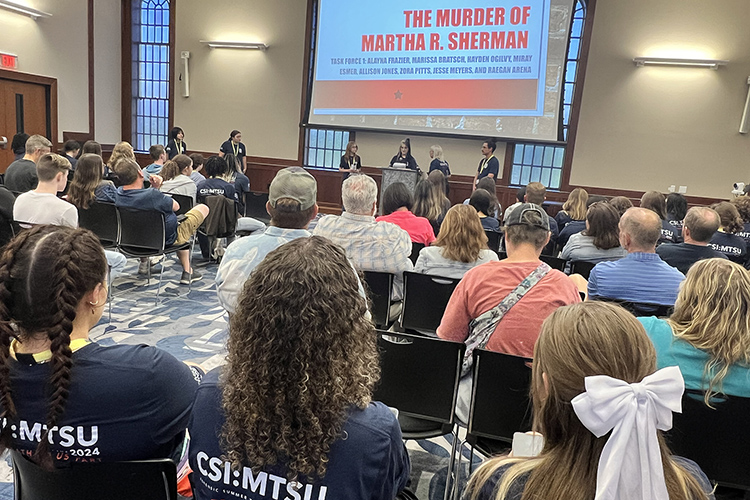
[
  {"left": 708, "top": 202, "right": 747, "bottom": 264},
  {"left": 560, "top": 202, "right": 626, "bottom": 264},
  {"left": 639, "top": 258, "right": 750, "bottom": 403},
  {"left": 465, "top": 302, "right": 713, "bottom": 500},
  {"left": 641, "top": 191, "right": 680, "bottom": 244},
  {"left": 414, "top": 204, "right": 498, "bottom": 278},
  {"left": 339, "top": 141, "right": 362, "bottom": 180},
  {"left": 67, "top": 153, "right": 115, "bottom": 210},
  {"left": 0, "top": 226, "right": 197, "bottom": 468},
  {"left": 414, "top": 179, "right": 449, "bottom": 235},
  {"left": 188, "top": 236, "right": 410, "bottom": 500}
]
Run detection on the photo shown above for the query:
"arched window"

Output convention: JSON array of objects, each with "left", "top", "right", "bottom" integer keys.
[
  {"left": 131, "top": 0, "right": 171, "bottom": 152},
  {"left": 509, "top": 0, "right": 587, "bottom": 189}
]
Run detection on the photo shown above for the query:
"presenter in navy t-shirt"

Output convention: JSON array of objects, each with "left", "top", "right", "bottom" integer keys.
[
  {"left": 219, "top": 129, "right": 247, "bottom": 174},
  {"left": 389, "top": 137, "right": 419, "bottom": 170},
  {"left": 165, "top": 126, "right": 187, "bottom": 159},
  {"left": 188, "top": 236, "right": 410, "bottom": 500},
  {"left": 473, "top": 139, "right": 499, "bottom": 189},
  {"left": 0, "top": 226, "right": 198, "bottom": 468}
]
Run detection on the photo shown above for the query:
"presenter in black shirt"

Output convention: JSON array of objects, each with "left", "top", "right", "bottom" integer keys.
[
  {"left": 473, "top": 139, "right": 499, "bottom": 189},
  {"left": 219, "top": 130, "right": 247, "bottom": 174},
  {"left": 389, "top": 138, "right": 418, "bottom": 170},
  {"left": 165, "top": 126, "right": 187, "bottom": 159},
  {"left": 339, "top": 141, "right": 362, "bottom": 180}
]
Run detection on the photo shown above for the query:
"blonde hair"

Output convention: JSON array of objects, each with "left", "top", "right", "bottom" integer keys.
[
  {"left": 668, "top": 258, "right": 750, "bottom": 405},
  {"left": 562, "top": 188, "right": 588, "bottom": 220},
  {"left": 433, "top": 205, "right": 487, "bottom": 263},
  {"left": 412, "top": 180, "right": 445, "bottom": 221},
  {"left": 430, "top": 144, "right": 443, "bottom": 160},
  {"left": 108, "top": 141, "right": 135, "bottom": 169},
  {"left": 465, "top": 302, "right": 709, "bottom": 500}
]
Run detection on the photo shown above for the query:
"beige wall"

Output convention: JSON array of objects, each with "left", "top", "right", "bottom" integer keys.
[
  {"left": 571, "top": 0, "right": 750, "bottom": 199},
  {"left": 0, "top": 0, "right": 88, "bottom": 142},
  {"left": 93, "top": 0, "right": 122, "bottom": 144}
]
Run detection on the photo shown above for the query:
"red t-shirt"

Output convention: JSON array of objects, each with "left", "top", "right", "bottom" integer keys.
[
  {"left": 437, "top": 260, "right": 581, "bottom": 358},
  {"left": 376, "top": 210, "right": 436, "bottom": 245}
]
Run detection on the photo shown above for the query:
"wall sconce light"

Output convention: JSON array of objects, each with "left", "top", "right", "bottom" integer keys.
[
  {"left": 633, "top": 57, "right": 728, "bottom": 70},
  {"left": 200, "top": 41, "right": 268, "bottom": 51},
  {"left": 0, "top": 0, "right": 51, "bottom": 19},
  {"left": 740, "top": 76, "right": 750, "bottom": 135}
]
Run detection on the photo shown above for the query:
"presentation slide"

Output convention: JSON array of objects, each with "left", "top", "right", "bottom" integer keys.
[{"left": 307, "top": 0, "right": 576, "bottom": 142}]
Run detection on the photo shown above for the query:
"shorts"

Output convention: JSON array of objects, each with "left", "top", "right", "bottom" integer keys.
[{"left": 175, "top": 208, "right": 205, "bottom": 245}]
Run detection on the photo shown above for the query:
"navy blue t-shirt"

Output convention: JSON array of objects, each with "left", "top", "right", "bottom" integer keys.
[
  {"left": 736, "top": 222, "right": 750, "bottom": 249},
  {"left": 557, "top": 220, "right": 586, "bottom": 249},
  {"left": 481, "top": 216, "right": 501, "bottom": 232},
  {"left": 197, "top": 178, "right": 237, "bottom": 205},
  {"left": 429, "top": 159, "right": 451, "bottom": 177},
  {"left": 476, "top": 156, "right": 499, "bottom": 180},
  {"left": 114, "top": 187, "right": 179, "bottom": 245},
  {"left": 658, "top": 219, "right": 681, "bottom": 245},
  {"left": 188, "top": 368, "right": 410, "bottom": 500},
  {"left": 708, "top": 231, "right": 748, "bottom": 265},
  {"left": 5, "top": 343, "right": 197, "bottom": 465},
  {"left": 234, "top": 173, "right": 250, "bottom": 214},
  {"left": 220, "top": 140, "right": 246, "bottom": 164}
]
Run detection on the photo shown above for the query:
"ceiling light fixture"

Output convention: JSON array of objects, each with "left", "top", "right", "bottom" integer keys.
[
  {"left": 0, "top": 0, "right": 52, "bottom": 20},
  {"left": 200, "top": 41, "right": 268, "bottom": 51}
]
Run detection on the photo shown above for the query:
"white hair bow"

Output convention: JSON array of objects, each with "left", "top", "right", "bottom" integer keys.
[{"left": 571, "top": 366, "right": 684, "bottom": 500}]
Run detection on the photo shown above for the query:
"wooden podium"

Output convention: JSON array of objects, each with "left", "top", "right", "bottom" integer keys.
[{"left": 379, "top": 166, "right": 421, "bottom": 214}]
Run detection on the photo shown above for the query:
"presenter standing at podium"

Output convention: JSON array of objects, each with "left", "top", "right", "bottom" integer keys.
[
  {"left": 219, "top": 130, "right": 247, "bottom": 173},
  {"left": 389, "top": 138, "right": 419, "bottom": 170},
  {"left": 339, "top": 141, "right": 362, "bottom": 181},
  {"left": 473, "top": 139, "right": 499, "bottom": 189}
]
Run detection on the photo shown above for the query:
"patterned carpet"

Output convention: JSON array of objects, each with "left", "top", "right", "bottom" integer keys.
[{"left": 0, "top": 250, "right": 478, "bottom": 500}]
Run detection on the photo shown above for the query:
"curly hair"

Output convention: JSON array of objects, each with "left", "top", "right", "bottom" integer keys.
[
  {"left": 732, "top": 196, "right": 750, "bottom": 224},
  {"left": 712, "top": 202, "right": 743, "bottom": 234},
  {"left": 0, "top": 226, "right": 107, "bottom": 469},
  {"left": 221, "top": 236, "right": 379, "bottom": 480},
  {"left": 433, "top": 204, "right": 487, "bottom": 262}
]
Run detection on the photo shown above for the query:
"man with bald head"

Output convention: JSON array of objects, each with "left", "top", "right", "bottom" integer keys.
[{"left": 588, "top": 207, "right": 685, "bottom": 305}]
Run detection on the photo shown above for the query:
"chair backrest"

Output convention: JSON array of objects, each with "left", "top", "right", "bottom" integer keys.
[
  {"left": 400, "top": 271, "right": 461, "bottom": 333},
  {"left": 117, "top": 207, "right": 166, "bottom": 254},
  {"left": 467, "top": 349, "right": 533, "bottom": 444},
  {"left": 591, "top": 296, "right": 673, "bottom": 317},
  {"left": 373, "top": 330, "right": 465, "bottom": 424},
  {"left": 363, "top": 271, "right": 394, "bottom": 328},
  {"left": 244, "top": 191, "right": 270, "bottom": 219},
  {"left": 78, "top": 202, "right": 119, "bottom": 248},
  {"left": 168, "top": 193, "right": 194, "bottom": 216},
  {"left": 539, "top": 254, "right": 566, "bottom": 271},
  {"left": 485, "top": 230, "right": 501, "bottom": 252},
  {"left": 202, "top": 195, "right": 238, "bottom": 239},
  {"left": 410, "top": 242, "right": 425, "bottom": 265},
  {"left": 10, "top": 450, "right": 177, "bottom": 500},
  {"left": 569, "top": 260, "right": 596, "bottom": 279},
  {"left": 667, "top": 391, "right": 750, "bottom": 490}
]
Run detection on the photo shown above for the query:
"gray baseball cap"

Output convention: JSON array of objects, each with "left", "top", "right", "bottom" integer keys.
[
  {"left": 503, "top": 203, "right": 550, "bottom": 230},
  {"left": 268, "top": 167, "right": 317, "bottom": 210}
]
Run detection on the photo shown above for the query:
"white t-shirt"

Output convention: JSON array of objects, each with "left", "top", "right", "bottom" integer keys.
[{"left": 14, "top": 191, "right": 78, "bottom": 228}]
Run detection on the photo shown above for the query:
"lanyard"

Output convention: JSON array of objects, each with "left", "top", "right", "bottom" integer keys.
[
  {"left": 232, "top": 141, "right": 240, "bottom": 158},
  {"left": 349, "top": 155, "right": 358, "bottom": 168},
  {"left": 480, "top": 155, "right": 495, "bottom": 172},
  {"left": 176, "top": 139, "right": 183, "bottom": 153}
]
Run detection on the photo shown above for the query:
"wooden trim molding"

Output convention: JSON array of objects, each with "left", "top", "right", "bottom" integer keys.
[{"left": 121, "top": 0, "right": 133, "bottom": 144}]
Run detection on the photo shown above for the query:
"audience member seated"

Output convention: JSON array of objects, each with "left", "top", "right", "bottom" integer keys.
[
  {"left": 196, "top": 155, "right": 237, "bottom": 203},
  {"left": 428, "top": 169, "right": 454, "bottom": 212},
  {"left": 1, "top": 226, "right": 198, "bottom": 467},
  {"left": 476, "top": 176, "right": 501, "bottom": 219},
  {"left": 588, "top": 207, "right": 685, "bottom": 305},
  {"left": 160, "top": 155, "right": 197, "bottom": 203},
  {"left": 414, "top": 204, "right": 499, "bottom": 279},
  {"left": 413, "top": 179, "right": 449, "bottom": 235},
  {"left": 640, "top": 258, "right": 750, "bottom": 402},
  {"left": 81, "top": 139, "right": 102, "bottom": 157},
  {"left": 216, "top": 167, "right": 318, "bottom": 314},
  {"left": 469, "top": 189, "right": 501, "bottom": 232},
  {"left": 555, "top": 187, "right": 588, "bottom": 229},
  {"left": 656, "top": 206, "right": 726, "bottom": 274},
  {"left": 144, "top": 144, "right": 167, "bottom": 175},
  {"left": 375, "top": 182, "right": 435, "bottom": 245},
  {"left": 111, "top": 159, "right": 209, "bottom": 284},
  {"left": 708, "top": 201, "right": 748, "bottom": 265},
  {"left": 732, "top": 195, "right": 750, "bottom": 249},
  {"left": 503, "top": 186, "right": 525, "bottom": 222},
  {"left": 556, "top": 196, "right": 609, "bottom": 249},
  {"left": 0, "top": 185, "right": 15, "bottom": 248},
  {"left": 609, "top": 195, "right": 633, "bottom": 217},
  {"left": 188, "top": 153, "right": 206, "bottom": 184},
  {"left": 62, "top": 140, "right": 80, "bottom": 171},
  {"left": 313, "top": 174, "right": 412, "bottom": 299},
  {"left": 68, "top": 153, "right": 116, "bottom": 208},
  {"left": 189, "top": 237, "right": 410, "bottom": 500},
  {"left": 524, "top": 182, "right": 559, "bottom": 254},
  {"left": 14, "top": 153, "right": 77, "bottom": 228},
  {"left": 427, "top": 158, "right": 450, "bottom": 196},
  {"left": 105, "top": 141, "right": 136, "bottom": 182},
  {"left": 226, "top": 154, "right": 250, "bottom": 215},
  {"left": 437, "top": 203, "right": 580, "bottom": 421},
  {"left": 9, "top": 132, "right": 29, "bottom": 161},
  {"left": 666, "top": 192, "right": 688, "bottom": 233},
  {"left": 560, "top": 201, "right": 627, "bottom": 264},
  {"left": 641, "top": 190, "right": 680, "bottom": 244},
  {"left": 464, "top": 302, "right": 713, "bottom": 500},
  {"left": 5, "top": 134, "right": 51, "bottom": 193}
]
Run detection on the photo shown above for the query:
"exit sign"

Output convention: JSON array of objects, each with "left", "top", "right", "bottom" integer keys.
[{"left": 0, "top": 53, "right": 18, "bottom": 70}]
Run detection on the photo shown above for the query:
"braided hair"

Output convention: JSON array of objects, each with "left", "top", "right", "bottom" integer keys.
[{"left": 0, "top": 226, "right": 107, "bottom": 468}]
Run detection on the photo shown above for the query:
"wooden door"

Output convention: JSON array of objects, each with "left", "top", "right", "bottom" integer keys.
[{"left": 0, "top": 77, "right": 51, "bottom": 173}]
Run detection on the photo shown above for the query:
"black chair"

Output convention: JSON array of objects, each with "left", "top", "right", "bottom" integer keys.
[
  {"left": 410, "top": 242, "right": 425, "bottom": 265},
  {"left": 539, "top": 254, "right": 566, "bottom": 271},
  {"left": 667, "top": 391, "right": 750, "bottom": 492},
  {"left": 243, "top": 191, "right": 271, "bottom": 222},
  {"left": 117, "top": 207, "right": 191, "bottom": 302},
  {"left": 78, "top": 201, "right": 119, "bottom": 249},
  {"left": 569, "top": 260, "right": 596, "bottom": 279},
  {"left": 485, "top": 230, "right": 501, "bottom": 252},
  {"left": 591, "top": 296, "right": 673, "bottom": 317},
  {"left": 10, "top": 449, "right": 177, "bottom": 500},
  {"left": 363, "top": 271, "right": 395, "bottom": 329},
  {"left": 400, "top": 271, "right": 461, "bottom": 334},
  {"left": 373, "top": 331, "right": 465, "bottom": 500},
  {"left": 168, "top": 193, "right": 194, "bottom": 217}
]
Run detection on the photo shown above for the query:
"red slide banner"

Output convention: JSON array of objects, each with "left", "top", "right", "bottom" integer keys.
[{"left": 313, "top": 79, "right": 538, "bottom": 110}]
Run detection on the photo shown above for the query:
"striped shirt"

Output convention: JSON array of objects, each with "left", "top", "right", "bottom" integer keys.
[{"left": 588, "top": 252, "right": 685, "bottom": 305}]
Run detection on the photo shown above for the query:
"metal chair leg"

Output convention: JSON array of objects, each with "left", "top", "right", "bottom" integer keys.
[
  {"left": 155, "top": 255, "right": 165, "bottom": 305},
  {"left": 107, "top": 266, "right": 112, "bottom": 324},
  {"left": 444, "top": 426, "right": 460, "bottom": 500}
]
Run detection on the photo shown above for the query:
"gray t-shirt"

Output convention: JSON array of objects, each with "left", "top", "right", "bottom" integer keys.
[
  {"left": 560, "top": 232, "right": 627, "bottom": 263},
  {"left": 14, "top": 191, "right": 78, "bottom": 228},
  {"left": 4, "top": 159, "right": 38, "bottom": 193}
]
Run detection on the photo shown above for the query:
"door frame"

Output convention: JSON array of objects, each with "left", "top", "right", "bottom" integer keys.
[{"left": 0, "top": 69, "right": 58, "bottom": 150}]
